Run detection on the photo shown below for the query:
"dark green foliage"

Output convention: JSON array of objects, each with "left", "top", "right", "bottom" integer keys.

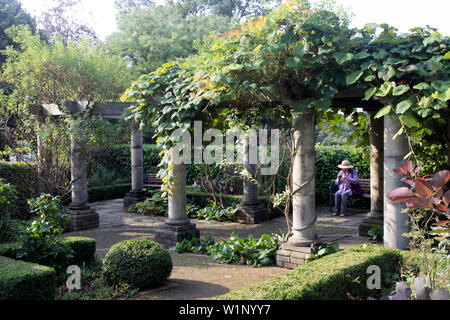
[
  {"left": 0, "top": 242, "right": 17, "bottom": 258},
  {"left": 89, "top": 144, "right": 161, "bottom": 187},
  {"left": 102, "top": 239, "right": 172, "bottom": 289},
  {"left": 172, "top": 232, "right": 280, "bottom": 267},
  {"left": 128, "top": 190, "right": 168, "bottom": 216},
  {"left": 209, "top": 232, "right": 280, "bottom": 267},
  {"left": 15, "top": 194, "right": 73, "bottom": 276},
  {"left": 62, "top": 237, "right": 96, "bottom": 266},
  {"left": 0, "top": 0, "right": 36, "bottom": 66},
  {"left": 0, "top": 219, "right": 29, "bottom": 243},
  {"left": 217, "top": 244, "right": 405, "bottom": 300},
  {"left": 1, "top": 236, "right": 96, "bottom": 266},
  {"left": 0, "top": 256, "right": 56, "bottom": 300},
  {"left": 88, "top": 183, "right": 131, "bottom": 202},
  {"left": 0, "top": 162, "right": 38, "bottom": 219},
  {"left": 306, "top": 242, "right": 341, "bottom": 262},
  {"left": 315, "top": 145, "right": 370, "bottom": 208},
  {"left": 190, "top": 201, "right": 238, "bottom": 222},
  {"left": 171, "top": 235, "right": 215, "bottom": 254}
]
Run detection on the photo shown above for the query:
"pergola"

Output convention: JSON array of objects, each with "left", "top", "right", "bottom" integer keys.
[{"left": 40, "top": 94, "right": 443, "bottom": 268}]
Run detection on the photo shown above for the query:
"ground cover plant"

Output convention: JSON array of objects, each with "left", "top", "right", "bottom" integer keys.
[
  {"left": 128, "top": 190, "right": 168, "bottom": 216},
  {"left": 172, "top": 232, "right": 280, "bottom": 267}
]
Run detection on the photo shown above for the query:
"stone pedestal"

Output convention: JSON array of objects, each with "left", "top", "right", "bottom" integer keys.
[
  {"left": 234, "top": 138, "right": 268, "bottom": 224},
  {"left": 276, "top": 242, "right": 312, "bottom": 269},
  {"left": 155, "top": 219, "right": 200, "bottom": 249},
  {"left": 384, "top": 115, "right": 410, "bottom": 249},
  {"left": 64, "top": 206, "right": 99, "bottom": 231},
  {"left": 359, "top": 112, "right": 384, "bottom": 236},
  {"left": 123, "top": 190, "right": 148, "bottom": 209},
  {"left": 155, "top": 157, "right": 199, "bottom": 248},
  {"left": 64, "top": 121, "right": 99, "bottom": 231},
  {"left": 124, "top": 121, "right": 147, "bottom": 209}
]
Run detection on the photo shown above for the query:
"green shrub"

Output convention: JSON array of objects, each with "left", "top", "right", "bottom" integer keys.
[
  {"left": 0, "top": 236, "right": 96, "bottom": 266},
  {"left": 316, "top": 144, "right": 370, "bottom": 208},
  {"left": 15, "top": 194, "right": 72, "bottom": 275},
  {"left": 89, "top": 144, "right": 162, "bottom": 187},
  {"left": 0, "top": 242, "right": 17, "bottom": 258},
  {"left": 0, "top": 218, "right": 30, "bottom": 244},
  {"left": 0, "top": 256, "right": 56, "bottom": 300},
  {"left": 128, "top": 189, "right": 168, "bottom": 216},
  {"left": 62, "top": 237, "right": 96, "bottom": 266},
  {"left": 217, "top": 244, "right": 405, "bottom": 300},
  {"left": 102, "top": 239, "right": 172, "bottom": 289},
  {"left": 88, "top": 183, "right": 131, "bottom": 202},
  {"left": 0, "top": 162, "right": 38, "bottom": 219}
]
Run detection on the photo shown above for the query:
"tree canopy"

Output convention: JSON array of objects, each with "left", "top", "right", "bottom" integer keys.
[{"left": 0, "top": 0, "right": 36, "bottom": 66}]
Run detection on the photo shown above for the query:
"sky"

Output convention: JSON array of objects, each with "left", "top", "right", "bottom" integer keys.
[{"left": 19, "top": 0, "right": 450, "bottom": 40}]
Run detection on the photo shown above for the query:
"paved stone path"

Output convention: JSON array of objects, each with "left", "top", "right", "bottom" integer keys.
[{"left": 66, "top": 199, "right": 371, "bottom": 300}]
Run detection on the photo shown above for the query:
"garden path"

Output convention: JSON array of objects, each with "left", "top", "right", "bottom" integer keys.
[{"left": 66, "top": 199, "right": 370, "bottom": 300}]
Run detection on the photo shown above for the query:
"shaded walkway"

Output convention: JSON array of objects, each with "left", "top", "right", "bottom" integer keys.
[{"left": 66, "top": 198, "right": 370, "bottom": 300}]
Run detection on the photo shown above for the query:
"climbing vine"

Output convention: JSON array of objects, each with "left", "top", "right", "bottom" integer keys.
[{"left": 122, "top": 0, "right": 450, "bottom": 185}]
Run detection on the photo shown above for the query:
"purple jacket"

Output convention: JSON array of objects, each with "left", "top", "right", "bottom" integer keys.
[{"left": 335, "top": 169, "right": 359, "bottom": 196}]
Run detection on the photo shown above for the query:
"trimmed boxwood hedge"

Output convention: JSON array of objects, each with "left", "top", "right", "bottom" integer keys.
[
  {"left": 0, "top": 256, "right": 56, "bottom": 300},
  {"left": 216, "top": 244, "right": 405, "bottom": 300},
  {"left": 0, "top": 242, "right": 17, "bottom": 258},
  {"left": 0, "top": 161, "right": 38, "bottom": 219},
  {"left": 102, "top": 239, "right": 172, "bottom": 289},
  {"left": 61, "top": 236, "right": 96, "bottom": 266},
  {"left": 88, "top": 183, "right": 131, "bottom": 202},
  {"left": 0, "top": 236, "right": 96, "bottom": 267}
]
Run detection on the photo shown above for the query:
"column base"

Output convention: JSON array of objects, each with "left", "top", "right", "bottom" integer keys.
[
  {"left": 123, "top": 190, "right": 148, "bottom": 209},
  {"left": 154, "top": 219, "right": 200, "bottom": 249},
  {"left": 276, "top": 242, "right": 315, "bottom": 269},
  {"left": 64, "top": 206, "right": 99, "bottom": 231},
  {"left": 234, "top": 200, "right": 269, "bottom": 224},
  {"left": 358, "top": 211, "right": 384, "bottom": 237}
]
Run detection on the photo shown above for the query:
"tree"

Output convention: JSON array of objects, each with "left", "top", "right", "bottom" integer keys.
[
  {"left": 35, "top": 0, "right": 98, "bottom": 43},
  {"left": 0, "top": 0, "right": 36, "bottom": 66},
  {"left": 0, "top": 26, "right": 134, "bottom": 195},
  {"left": 168, "top": 0, "right": 283, "bottom": 18},
  {"left": 107, "top": 3, "right": 236, "bottom": 74},
  {"left": 114, "top": 0, "right": 155, "bottom": 14}
]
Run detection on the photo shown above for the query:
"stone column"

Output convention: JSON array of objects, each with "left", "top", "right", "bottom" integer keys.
[
  {"left": 155, "top": 150, "right": 199, "bottom": 248},
  {"left": 276, "top": 109, "right": 318, "bottom": 269},
  {"left": 63, "top": 120, "right": 99, "bottom": 231},
  {"left": 123, "top": 121, "right": 147, "bottom": 209},
  {"left": 384, "top": 115, "right": 410, "bottom": 249},
  {"left": 359, "top": 111, "right": 384, "bottom": 236},
  {"left": 235, "top": 138, "right": 268, "bottom": 224}
]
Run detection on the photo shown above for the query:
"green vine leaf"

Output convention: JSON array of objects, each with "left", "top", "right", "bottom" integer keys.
[
  {"left": 346, "top": 71, "right": 363, "bottom": 85},
  {"left": 374, "top": 105, "right": 392, "bottom": 119}
]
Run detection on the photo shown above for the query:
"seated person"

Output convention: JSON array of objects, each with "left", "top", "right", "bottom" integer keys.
[{"left": 333, "top": 160, "right": 359, "bottom": 217}]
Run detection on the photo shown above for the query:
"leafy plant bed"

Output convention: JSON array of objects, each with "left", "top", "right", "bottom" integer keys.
[
  {"left": 128, "top": 190, "right": 168, "bottom": 216},
  {"left": 187, "top": 202, "right": 238, "bottom": 222},
  {"left": 55, "top": 262, "right": 138, "bottom": 300},
  {"left": 172, "top": 232, "right": 280, "bottom": 267},
  {"left": 216, "top": 244, "right": 406, "bottom": 300}
]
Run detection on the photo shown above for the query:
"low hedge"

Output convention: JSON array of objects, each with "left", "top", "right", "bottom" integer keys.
[
  {"left": 0, "top": 256, "right": 56, "bottom": 300},
  {"left": 0, "top": 242, "right": 17, "bottom": 258},
  {"left": 216, "top": 244, "right": 405, "bottom": 300},
  {"left": 0, "top": 237, "right": 96, "bottom": 267},
  {"left": 88, "top": 183, "right": 131, "bottom": 202},
  {"left": 62, "top": 236, "right": 96, "bottom": 266},
  {"left": 102, "top": 239, "right": 172, "bottom": 289},
  {"left": 0, "top": 161, "right": 38, "bottom": 219}
]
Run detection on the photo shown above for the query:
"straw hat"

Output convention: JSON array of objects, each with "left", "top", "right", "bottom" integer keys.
[{"left": 337, "top": 160, "right": 354, "bottom": 169}]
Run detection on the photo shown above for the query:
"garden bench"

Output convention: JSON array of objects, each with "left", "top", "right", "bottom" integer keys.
[
  {"left": 144, "top": 173, "right": 163, "bottom": 189},
  {"left": 329, "top": 178, "right": 370, "bottom": 212}
]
